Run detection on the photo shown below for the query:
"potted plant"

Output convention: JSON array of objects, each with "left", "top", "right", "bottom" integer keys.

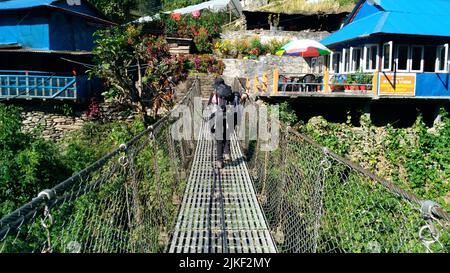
[
  {"left": 345, "top": 74, "right": 355, "bottom": 91},
  {"left": 331, "top": 76, "right": 345, "bottom": 92},
  {"left": 354, "top": 70, "right": 371, "bottom": 91}
]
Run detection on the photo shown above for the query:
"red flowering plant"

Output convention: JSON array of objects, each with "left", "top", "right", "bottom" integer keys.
[
  {"left": 162, "top": 10, "right": 229, "bottom": 54},
  {"left": 91, "top": 25, "right": 188, "bottom": 124},
  {"left": 186, "top": 54, "right": 224, "bottom": 76}
]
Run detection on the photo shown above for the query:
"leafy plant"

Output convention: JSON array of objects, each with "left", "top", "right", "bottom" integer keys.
[{"left": 90, "top": 25, "right": 188, "bottom": 124}]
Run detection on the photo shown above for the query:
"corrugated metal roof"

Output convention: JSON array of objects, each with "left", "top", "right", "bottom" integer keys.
[
  {"left": 0, "top": 0, "right": 56, "bottom": 10},
  {"left": 321, "top": 0, "right": 450, "bottom": 46},
  {"left": 378, "top": 0, "right": 450, "bottom": 16}
]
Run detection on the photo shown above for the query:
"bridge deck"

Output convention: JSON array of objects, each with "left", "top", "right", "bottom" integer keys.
[{"left": 169, "top": 123, "right": 276, "bottom": 253}]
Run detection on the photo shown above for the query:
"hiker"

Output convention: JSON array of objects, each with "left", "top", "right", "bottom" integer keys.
[{"left": 208, "top": 77, "right": 243, "bottom": 169}]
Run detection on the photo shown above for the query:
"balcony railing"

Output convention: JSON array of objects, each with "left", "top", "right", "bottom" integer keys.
[
  {"left": 276, "top": 72, "right": 374, "bottom": 95},
  {"left": 0, "top": 70, "right": 77, "bottom": 100}
]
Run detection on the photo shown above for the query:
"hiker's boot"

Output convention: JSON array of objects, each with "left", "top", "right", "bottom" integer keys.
[
  {"left": 224, "top": 154, "right": 231, "bottom": 162},
  {"left": 216, "top": 160, "right": 224, "bottom": 169}
]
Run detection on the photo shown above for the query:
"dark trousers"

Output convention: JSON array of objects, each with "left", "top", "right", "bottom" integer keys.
[
  {"left": 217, "top": 139, "right": 231, "bottom": 162},
  {"left": 215, "top": 117, "right": 232, "bottom": 162}
]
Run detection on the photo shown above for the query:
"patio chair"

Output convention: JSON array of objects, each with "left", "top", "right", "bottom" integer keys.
[{"left": 301, "top": 74, "right": 316, "bottom": 92}]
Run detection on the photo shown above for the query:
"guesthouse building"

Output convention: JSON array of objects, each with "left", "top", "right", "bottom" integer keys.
[
  {"left": 0, "top": 0, "right": 114, "bottom": 101},
  {"left": 321, "top": 0, "right": 450, "bottom": 99}
]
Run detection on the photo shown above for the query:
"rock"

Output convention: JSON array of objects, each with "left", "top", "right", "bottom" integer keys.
[{"left": 53, "top": 117, "right": 67, "bottom": 123}]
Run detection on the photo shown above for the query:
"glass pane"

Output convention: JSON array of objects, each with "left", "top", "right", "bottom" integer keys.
[
  {"left": 370, "top": 46, "right": 377, "bottom": 70},
  {"left": 345, "top": 51, "right": 350, "bottom": 72},
  {"left": 333, "top": 53, "right": 341, "bottom": 72},
  {"left": 397, "top": 46, "right": 408, "bottom": 70},
  {"left": 438, "top": 47, "right": 446, "bottom": 71},
  {"left": 383, "top": 44, "right": 391, "bottom": 70},
  {"left": 365, "top": 48, "right": 371, "bottom": 70},
  {"left": 411, "top": 47, "right": 422, "bottom": 71},
  {"left": 353, "top": 49, "right": 361, "bottom": 71}
]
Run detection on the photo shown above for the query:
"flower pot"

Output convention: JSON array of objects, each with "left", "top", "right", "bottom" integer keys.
[{"left": 359, "top": 85, "right": 367, "bottom": 91}]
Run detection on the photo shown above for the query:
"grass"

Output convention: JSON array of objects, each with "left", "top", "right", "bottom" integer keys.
[{"left": 258, "top": 0, "right": 357, "bottom": 14}]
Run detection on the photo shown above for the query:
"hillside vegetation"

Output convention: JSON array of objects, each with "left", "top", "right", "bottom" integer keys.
[
  {"left": 259, "top": 0, "right": 358, "bottom": 13},
  {"left": 277, "top": 103, "right": 450, "bottom": 211}
]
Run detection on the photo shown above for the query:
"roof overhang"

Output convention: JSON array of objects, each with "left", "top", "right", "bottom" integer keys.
[{"left": 0, "top": 48, "right": 92, "bottom": 55}]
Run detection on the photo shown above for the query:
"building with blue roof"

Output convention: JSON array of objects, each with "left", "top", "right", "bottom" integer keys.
[
  {"left": 319, "top": 0, "right": 450, "bottom": 99},
  {"left": 0, "top": 0, "right": 114, "bottom": 101}
]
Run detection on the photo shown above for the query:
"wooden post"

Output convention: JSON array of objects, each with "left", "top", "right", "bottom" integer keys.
[
  {"left": 253, "top": 76, "right": 259, "bottom": 95},
  {"left": 262, "top": 72, "right": 268, "bottom": 95},
  {"left": 272, "top": 69, "right": 279, "bottom": 95},
  {"left": 372, "top": 72, "right": 379, "bottom": 97},
  {"left": 323, "top": 69, "right": 330, "bottom": 93}
]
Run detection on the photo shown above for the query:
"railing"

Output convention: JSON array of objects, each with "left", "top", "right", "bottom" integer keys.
[
  {"left": 329, "top": 73, "right": 374, "bottom": 93},
  {"left": 0, "top": 80, "right": 201, "bottom": 253},
  {"left": 278, "top": 73, "right": 324, "bottom": 93},
  {"left": 0, "top": 70, "right": 77, "bottom": 100},
  {"left": 234, "top": 78, "right": 450, "bottom": 253},
  {"left": 277, "top": 72, "right": 374, "bottom": 94}
]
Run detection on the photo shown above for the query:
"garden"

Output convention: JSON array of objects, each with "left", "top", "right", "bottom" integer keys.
[{"left": 214, "top": 36, "right": 290, "bottom": 59}]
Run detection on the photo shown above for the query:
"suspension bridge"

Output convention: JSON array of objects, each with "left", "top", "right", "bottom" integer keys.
[{"left": 0, "top": 78, "right": 449, "bottom": 253}]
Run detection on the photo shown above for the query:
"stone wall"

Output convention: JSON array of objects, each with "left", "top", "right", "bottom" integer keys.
[
  {"left": 221, "top": 29, "right": 330, "bottom": 44},
  {"left": 15, "top": 80, "right": 196, "bottom": 141},
  {"left": 222, "top": 55, "right": 311, "bottom": 80},
  {"left": 21, "top": 111, "right": 86, "bottom": 140},
  {"left": 18, "top": 102, "right": 136, "bottom": 141}
]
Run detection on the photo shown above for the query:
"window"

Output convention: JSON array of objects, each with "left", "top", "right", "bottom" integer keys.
[
  {"left": 396, "top": 45, "right": 409, "bottom": 71},
  {"left": 351, "top": 47, "right": 362, "bottom": 72},
  {"left": 331, "top": 52, "right": 341, "bottom": 73},
  {"left": 311, "top": 57, "right": 317, "bottom": 73},
  {"left": 424, "top": 46, "right": 437, "bottom": 72},
  {"left": 364, "top": 44, "right": 379, "bottom": 72},
  {"left": 317, "top": 57, "right": 324, "bottom": 73},
  {"left": 436, "top": 44, "right": 449, "bottom": 72},
  {"left": 343, "top": 48, "right": 351, "bottom": 73},
  {"left": 382, "top": 42, "right": 393, "bottom": 71},
  {"left": 410, "top": 46, "right": 424, "bottom": 72}
]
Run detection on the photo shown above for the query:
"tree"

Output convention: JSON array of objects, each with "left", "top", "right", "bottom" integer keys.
[
  {"left": 90, "top": 25, "right": 188, "bottom": 124},
  {"left": 88, "top": 0, "right": 136, "bottom": 23}
]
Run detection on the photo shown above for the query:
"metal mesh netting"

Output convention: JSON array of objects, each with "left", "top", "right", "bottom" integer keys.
[
  {"left": 231, "top": 77, "right": 450, "bottom": 253},
  {"left": 1, "top": 76, "right": 449, "bottom": 253},
  {"left": 0, "top": 80, "right": 200, "bottom": 253},
  {"left": 243, "top": 117, "right": 450, "bottom": 253}
]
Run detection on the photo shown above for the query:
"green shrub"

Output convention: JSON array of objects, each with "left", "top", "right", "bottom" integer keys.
[{"left": 0, "top": 104, "right": 71, "bottom": 216}]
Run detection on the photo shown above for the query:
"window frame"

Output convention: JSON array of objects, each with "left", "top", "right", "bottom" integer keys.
[
  {"left": 382, "top": 41, "right": 393, "bottom": 71},
  {"left": 395, "top": 44, "right": 410, "bottom": 72},
  {"left": 330, "top": 52, "right": 342, "bottom": 74},
  {"left": 350, "top": 47, "right": 363, "bottom": 72},
  {"left": 435, "top": 44, "right": 449, "bottom": 73},
  {"left": 363, "top": 44, "right": 379, "bottom": 72},
  {"left": 410, "top": 45, "right": 424, "bottom": 73}
]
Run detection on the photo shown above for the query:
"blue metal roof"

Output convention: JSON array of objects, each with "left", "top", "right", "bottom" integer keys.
[
  {"left": 321, "top": 0, "right": 450, "bottom": 46},
  {"left": 0, "top": 0, "right": 56, "bottom": 10}
]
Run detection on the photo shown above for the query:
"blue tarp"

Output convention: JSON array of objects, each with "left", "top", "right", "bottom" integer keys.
[
  {"left": 0, "top": 0, "right": 109, "bottom": 22},
  {"left": 0, "top": 0, "right": 55, "bottom": 10},
  {"left": 322, "top": 0, "right": 450, "bottom": 46}
]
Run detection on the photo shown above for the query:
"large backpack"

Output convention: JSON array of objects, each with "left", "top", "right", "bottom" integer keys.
[
  {"left": 209, "top": 83, "right": 235, "bottom": 134},
  {"left": 215, "top": 83, "right": 234, "bottom": 111}
]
